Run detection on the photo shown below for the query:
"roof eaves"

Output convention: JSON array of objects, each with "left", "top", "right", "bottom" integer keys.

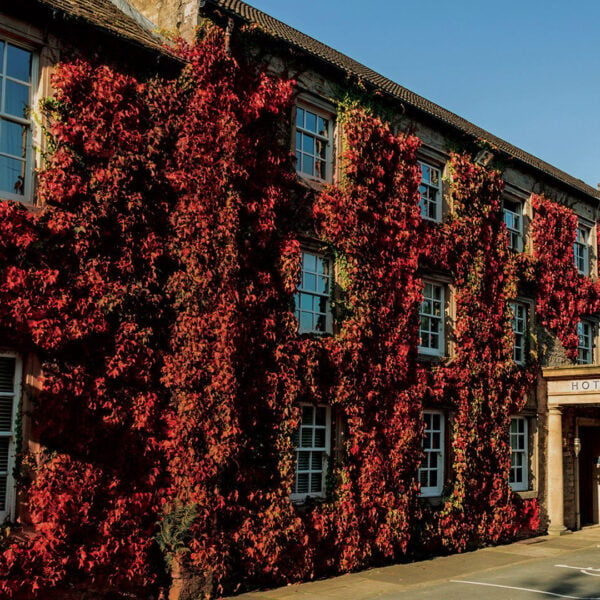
[{"left": 207, "top": 0, "right": 600, "bottom": 202}]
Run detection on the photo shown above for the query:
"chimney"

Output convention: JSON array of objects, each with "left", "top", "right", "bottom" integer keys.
[{"left": 117, "top": 0, "right": 202, "bottom": 43}]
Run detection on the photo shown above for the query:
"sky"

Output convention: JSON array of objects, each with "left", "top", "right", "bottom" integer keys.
[{"left": 248, "top": 0, "right": 600, "bottom": 189}]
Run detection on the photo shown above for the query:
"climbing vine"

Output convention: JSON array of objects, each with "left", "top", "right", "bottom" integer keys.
[{"left": 0, "top": 19, "right": 593, "bottom": 600}]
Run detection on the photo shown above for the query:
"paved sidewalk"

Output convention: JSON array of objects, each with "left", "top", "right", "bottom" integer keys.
[{"left": 228, "top": 527, "right": 600, "bottom": 599}]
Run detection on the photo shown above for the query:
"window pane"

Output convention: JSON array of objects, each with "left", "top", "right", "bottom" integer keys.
[
  {"left": 0, "top": 438, "right": 8, "bottom": 472},
  {"left": 0, "top": 155, "right": 25, "bottom": 195},
  {"left": 314, "top": 428, "right": 325, "bottom": 448},
  {"left": 296, "top": 107, "right": 304, "bottom": 128},
  {"left": 300, "top": 427, "right": 313, "bottom": 447},
  {"left": 300, "top": 293, "right": 312, "bottom": 310},
  {"left": 0, "top": 119, "right": 26, "bottom": 158},
  {"left": 4, "top": 80, "right": 29, "bottom": 118},
  {"left": 295, "top": 132, "right": 302, "bottom": 151},
  {"left": 6, "top": 45, "right": 31, "bottom": 82},
  {"left": 300, "top": 312, "right": 312, "bottom": 332},
  {"left": 0, "top": 358, "right": 15, "bottom": 394},
  {"left": 315, "top": 406, "right": 326, "bottom": 426},
  {"left": 302, "top": 405, "right": 313, "bottom": 425},
  {"left": 297, "top": 451, "right": 310, "bottom": 470},
  {"left": 310, "top": 472, "right": 322, "bottom": 493},
  {"left": 301, "top": 155, "right": 313, "bottom": 176},
  {"left": 296, "top": 473, "right": 309, "bottom": 494},
  {"left": 305, "top": 111, "right": 316, "bottom": 132},
  {"left": 303, "top": 272, "right": 316, "bottom": 291},
  {"left": 302, "top": 133, "right": 314, "bottom": 155},
  {"left": 317, "top": 116, "right": 328, "bottom": 137},
  {"left": 311, "top": 451, "right": 322, "bottom": 470}
]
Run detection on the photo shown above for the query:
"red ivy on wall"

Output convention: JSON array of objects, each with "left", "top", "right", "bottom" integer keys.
[{"left": 0, "top": 22, "right": 591, "bottom": 599}]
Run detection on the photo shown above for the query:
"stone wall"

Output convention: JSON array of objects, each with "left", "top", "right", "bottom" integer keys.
[{"left": 126, "top": 0, "right": 201, "bottom": 42}]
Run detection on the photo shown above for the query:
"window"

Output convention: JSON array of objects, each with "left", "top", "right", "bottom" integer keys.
[
  {"left": 574, "top": 224, "right": 591, "bottom": 276},
  {"left": 509, "top": 417, "right": 528, "bottom": 492},
  {"left": 295, "top": 105, "right": 332, "bottom": 182},
  {"left": 0, "top": 355, "right": 21, "bottom": 522},
  {"left": 295, "top": 250, "right": 331, "bottom": 335},
  {"left": 291, "top": 404, "right": 331, "bottom": 501},
  {"left": 577, "top": 320, "right": 594, "bottom": 365},
  {"left": 418, "top": 161, "right": 442, "bottom": 222},
  {"left": 419, "top": 282, "right": 444, "bottom": 356},
  {"left": 0, "top": 40, "right": 34, "bottom": 201},
  {"left": 419, "top": 411, "right": 444, "bottom": 497},
  {"left": 510, "top": 301, "right": 527, "bottom": 365},
  {"left": 503, "top": 199, "right": 524, "bottom": 252}
]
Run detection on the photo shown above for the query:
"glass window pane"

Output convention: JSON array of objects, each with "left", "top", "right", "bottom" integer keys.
[
  {"left": 303, "top": 272, "right": 316, "bottom": 291},
  {"left": 311, "top": 451, "right": 322, "bottom": 469},
  {"left": 302, "top": 134, "right": 314, "bottom": 155},
  {"left": 302, "top": 405, "right": 313, "bottom": 425},
  {"left": 314, "top": 428, "right": 325, "bottom": 448},
  {"left": 315, "top": 406, "right": 326, "bottom": 426},
  {"left": 0, "top": 438, "right": 8, "bottom": 472},
  {"left": 300, "top": 312, "right": 312, "bottom": 332},
  {"left": 297, "top": 451, "right": 310, "bottom": 470},
  {"left": 0, "top": 396, "right": 13, "bottom": 431},
  {"left": 6, "top": 45, "right": 31, "bottom": 82},
  {"left": 0, "top": 155, "right": 25, "bottom": 195},
  {"left": 300, "top": 293, "right": 312, "bottom": 310},
  {"left": 296, "top": 108, "right": 304, "bottom": 128},
  {"left": 303, "top": 253, "right": 317, "bottom": 272},
  {"left": 300, "top": 427, "right": 313, "bottom": 447},
  {"left": 315, "top": 313, "right": 326, "bottom": 332},
  {"left": 296, "top": 473, "right": 309, "bottom": 494},
  {"left": 310, "top": 472, "right": 322, "bottom": 493},
  {"left": 317, "top": 116, "right": 328, "bottom": 137},
  {"left": 4, "top": 80, "right": 29, "bottom": 118},
  {"left": 305, "top": 111, "right": 316, "bottom": 132},
  {"left": 296, "top": 131, "right": 302, "bottom": 151},
  {"left": 0, "top": 119, "right": 26, "bottom": 158},
  {"left": 301, "top": 155, "right": 314, "bottom": 176}
]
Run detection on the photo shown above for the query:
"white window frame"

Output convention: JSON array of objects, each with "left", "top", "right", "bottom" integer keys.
[
  {"left": 0, "top": 353, "right": 22, "bottom": 523},
  {"left": 0, "top": 38, "right": 37, "bottom": 204},
  {"left": 419, "top": 410, "right": 444, "bottom": 497},
  {"left": 418, "top": 160, "right": 442, "bottom": 223},
  {"left": 509, "top": 416, "right": 528, "bottom": 492},
  {"left": 510, "top": 301, "right": 527, "bottom": 365},
  {"left": 574, "top": 223, "right": 591, "bottom": 276},
  {"left": 291, "top": 404, "right": 331, "bottom": 502},
  {"left": 503, "top": 198, "right": 524, "bottom": 252},
  {"left": 577, "top": 320, "right": 594, "bottom": 365},
  {"left": 419, "top": 281, "right": 445, "bottom": 356},
  {"left": 295, "top": 249, "right": 332, "bottom": 335},
  {"left": 294, "top": 102, "right": 333, "bottom": 183}
]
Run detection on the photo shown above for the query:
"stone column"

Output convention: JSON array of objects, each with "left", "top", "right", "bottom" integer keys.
[{"left": 547, "top": 406, "right": 568, "bottom": 535}]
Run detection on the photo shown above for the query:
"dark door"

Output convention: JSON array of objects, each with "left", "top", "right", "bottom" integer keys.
[{"left": 579, "top": 426, "right": 600, "bottom": 525}]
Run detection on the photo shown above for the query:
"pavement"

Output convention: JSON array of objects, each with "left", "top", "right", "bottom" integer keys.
[{"left": 229, "top": 526, "right": 600, "bottom": 599}]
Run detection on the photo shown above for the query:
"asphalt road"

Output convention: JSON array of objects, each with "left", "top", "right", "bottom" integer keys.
[{"left": 386, "top": 544, "right": 600, "bottom": 599}]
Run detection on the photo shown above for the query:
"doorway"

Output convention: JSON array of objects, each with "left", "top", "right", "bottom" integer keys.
[{"left": 578, "top": 426, "right": 600, "bottom": 525}]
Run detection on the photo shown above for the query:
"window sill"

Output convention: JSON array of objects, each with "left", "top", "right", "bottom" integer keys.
[
  {"left": 418, "top": 495, "right": 444, "bottom": 507},
  {"left": 417, "top": 353, "right": 446, "bottom": 365},
  {"left": 515, "top": 490, "right": 537, "bottom": 500},
  {"left": 295, "top": 174, "right": 331, "bottom": 192}
]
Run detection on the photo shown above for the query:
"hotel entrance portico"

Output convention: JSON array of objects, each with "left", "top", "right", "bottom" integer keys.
[{"left": 544, "top": 366, "right": 600, "bottom": 535}]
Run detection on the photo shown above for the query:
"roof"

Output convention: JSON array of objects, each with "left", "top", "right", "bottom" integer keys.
[
  {"left": 35, "top": 0, "right": 172, "bottom": 56},
  {"left": 206, "top": 0, "right": 600, "bottom": 201}
]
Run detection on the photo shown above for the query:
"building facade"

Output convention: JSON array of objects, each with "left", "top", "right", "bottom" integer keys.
[{"left": 0, "top": 0, "right": 599, "bottom": 597}]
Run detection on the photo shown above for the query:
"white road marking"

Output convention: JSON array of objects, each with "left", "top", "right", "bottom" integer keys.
[
  {"left": 555, "top": 564, "right": 600, "bottom": 577},
  {"left": 451, "top": 579, "right": 600, "bottom": 599}
]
